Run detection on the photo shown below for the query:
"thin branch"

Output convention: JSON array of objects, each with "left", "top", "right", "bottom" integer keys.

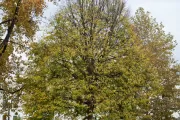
[
  {"left": 9, "top": 41, "right": 29, "bottom": 49},
  {"left": 0, "top": 86, "right": 24, "bottom": 94},
  {"left": 9, "top": 86, "right": 24, "bottom": 94},
  {"left": 0, "top": 19, "right": 13, "bottom": 25},
  {"left": 0, "top": 39, "right": 29, "bottom": 48}
]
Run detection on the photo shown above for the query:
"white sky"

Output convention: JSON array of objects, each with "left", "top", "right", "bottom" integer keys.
[{"left": 43, "top": 0, "right": 180, "bottom": 63}]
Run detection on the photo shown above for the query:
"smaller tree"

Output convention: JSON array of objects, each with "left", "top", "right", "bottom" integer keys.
[{"left": 132, "top": 8, "right": 180, "bottom": 119}]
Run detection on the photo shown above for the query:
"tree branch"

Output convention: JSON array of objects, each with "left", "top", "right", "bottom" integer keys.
[
  {"left": 0, "top": 86, "right": 24, "bottom": 94},
  {"left": 0, "top": 0, "right": 22, "bottom": 57},
  {"left": 0, "top": 19, "right": 13, "bottom": 25},
  {"left": 0, "top": 39, "right": 29, "bottom": 49},
  {"left": 9, "top": 41, "right": 29, "bottom": 48}
]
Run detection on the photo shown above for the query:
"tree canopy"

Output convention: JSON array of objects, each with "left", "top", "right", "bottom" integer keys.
[
  {"left": 20, "top": 1, "right": 180, "bottom": 120},
  {"left": 0, "top": 0, "right": 179, "bottom": 120}
]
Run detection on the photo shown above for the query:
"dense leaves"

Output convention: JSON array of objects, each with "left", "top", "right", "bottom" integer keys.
[
  {"left": 20, "top": 1, "right": 179, "bottom": 120},
  {"left": 0, "top": 0, "right": 179, "bottom": 120}
]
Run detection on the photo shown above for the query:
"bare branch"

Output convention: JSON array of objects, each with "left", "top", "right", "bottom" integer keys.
[
  {"left": 0, "top": 86, "right": 24, "bottom": 94},
  {"left": 0, "top": 19, "right": 13, "bottom": 25}
]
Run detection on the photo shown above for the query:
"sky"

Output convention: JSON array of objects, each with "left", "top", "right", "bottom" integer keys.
[{"left": 43, "top": 0, "right": 180, "bottom": 63}]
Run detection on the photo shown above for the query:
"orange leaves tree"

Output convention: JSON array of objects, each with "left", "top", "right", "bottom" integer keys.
[
  {"left": 0, "top": 0, "right": 46, "bottom": 56},
  {"left": 0, "top": 0, "right": 58, "bottom": 117}
]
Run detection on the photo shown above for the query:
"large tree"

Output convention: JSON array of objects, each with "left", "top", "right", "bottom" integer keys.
[{"left": 20, "top": 1, "right": 167, "bottom": 119}]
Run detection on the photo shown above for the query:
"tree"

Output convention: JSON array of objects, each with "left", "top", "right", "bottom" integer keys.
[
  {"left": 21, "top": 1, "right": 165, "bottom": 119},
  {"left": 0, "top": 0, "right": 59, "bottom": 117},
  {"left": 0, "top": 0, "right": 60, "bottom": 56},
  {"left": 0, "top": 0, "right": 47, "bottom": 103},
  {"left": 132, "top": 8, "right": 180, "bottom": 119},
  {"left": 0, "top": 0, "right": 40, "bottom": 56}
]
